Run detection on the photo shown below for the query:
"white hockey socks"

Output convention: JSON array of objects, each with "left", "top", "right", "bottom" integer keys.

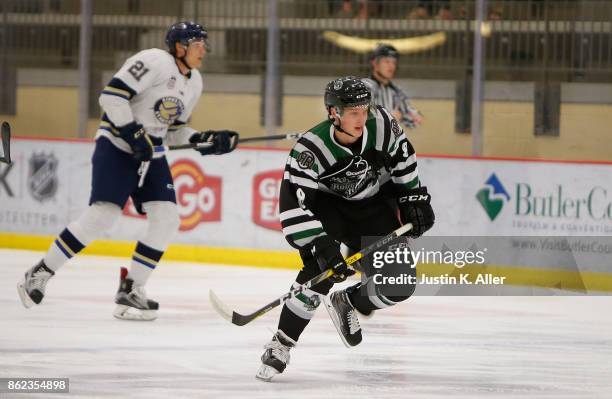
[
  {"left": 128, "top": 202, "right": 179, "bottom": 286},
  {"left": 43, "top": 202, "right": 121, "bottom": 271}
]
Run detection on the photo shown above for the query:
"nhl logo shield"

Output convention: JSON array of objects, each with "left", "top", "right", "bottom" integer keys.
[
  {"left": 28, "top": 152, "right": 59, "bottom": 202},
  {"left": 168, "top": 76, "right": 177, "bottom": 89}
]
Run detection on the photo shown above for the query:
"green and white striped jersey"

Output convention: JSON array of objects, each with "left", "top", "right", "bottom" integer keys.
[{"left": 279, "top": 106, "right": 420, "bottom": 249}]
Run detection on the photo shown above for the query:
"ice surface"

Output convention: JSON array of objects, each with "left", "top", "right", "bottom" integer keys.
[{"left": 1, "top": 249, "right": 611, "bottom": 398}]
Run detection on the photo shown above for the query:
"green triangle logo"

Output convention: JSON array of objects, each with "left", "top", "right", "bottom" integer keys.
[
  {"left": 476, "top": 173, "right": 510, "bottom": 221},
  {"left": 476, "top": 188, "right": 504, "bottom": 221}
]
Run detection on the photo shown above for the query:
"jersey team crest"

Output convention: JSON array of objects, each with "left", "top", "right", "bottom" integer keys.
[
  {"left": 154, "top": 96, "right": 185, "bottom": 125},
  {"left": 321, "top": 156, "right": 377, "bottom": 198},
  {"left": 296, "top": 151, "right": 315, "bottom": 169}
]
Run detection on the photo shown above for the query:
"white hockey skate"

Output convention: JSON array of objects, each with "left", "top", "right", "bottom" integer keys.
[
  {"left": 17, "top": 260, "right": 55, "bottom": 308},
  {"left": 256, "top": 330, "right": 296, "bottom": 382},
  {"left": 113, "top": 267, "right": 159, "bottom": 321},
  {"left": 323, "top": 289, "right": 363, "bottom": 347}
]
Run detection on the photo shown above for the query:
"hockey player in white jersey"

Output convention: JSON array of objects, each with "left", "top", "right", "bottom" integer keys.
[{"left": 17, "top": 21, "right": 239, "bottom": 321}]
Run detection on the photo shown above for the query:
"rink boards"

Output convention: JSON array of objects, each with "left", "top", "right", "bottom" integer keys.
[{"left": 1, "top": 137, "right": 611, "bottom": 291}]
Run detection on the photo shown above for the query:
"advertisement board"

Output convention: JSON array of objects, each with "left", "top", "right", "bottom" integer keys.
[{"left": 1, "top": 138, "right": 611, "bottom": 253}]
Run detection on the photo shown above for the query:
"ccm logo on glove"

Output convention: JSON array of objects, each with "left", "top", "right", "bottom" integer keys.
[
  {"left": 399, "top": 194, "right": 430, "bottom": 202},
  {"left": 397, "top": 186, "right": 435, "bottom": 238}
]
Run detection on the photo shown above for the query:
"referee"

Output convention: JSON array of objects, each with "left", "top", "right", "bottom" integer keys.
[{"left": 363, "top": 44, "right": 424, "bottom": 130}]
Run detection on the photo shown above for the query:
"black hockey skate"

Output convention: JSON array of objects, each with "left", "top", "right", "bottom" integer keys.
[
  {"left": 323, "top": 289, "right": 363, "bottom": 347},
  {"left": 17, "top": 260, "right": 55, "bottom": 308},
  {"left": 256, "top": 330, "right": 296, "bottom": 382},
  {"left": 113, "top": 267, "right": 159, "bottom": 321}
]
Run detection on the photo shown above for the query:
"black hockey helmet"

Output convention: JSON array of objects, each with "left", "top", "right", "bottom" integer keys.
[
  {"left": 165, "top": 21, "right": 209, "bottom": 55},
  {"left": 369, "top": 44, "right": 399, "bottom": 62},
  {"left": 324, "top": 76, "right": 371, "bottom": 116}
]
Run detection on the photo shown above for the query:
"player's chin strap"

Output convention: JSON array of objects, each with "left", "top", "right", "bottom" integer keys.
[
  {"left": 179, "top": 53, "right": 193, "bottom": 70},
  {"left": 172, "top": 44, "right": 194, "bottom": 74},
  {"left": 176, "top": 56, "right": 193, "bottom": 75},
  {"left": 330, "top": 114, "right": 357, "bottom": 138}
]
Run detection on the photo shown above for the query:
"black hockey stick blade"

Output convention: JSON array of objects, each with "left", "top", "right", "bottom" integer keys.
[
  {"left": 209, "top": 223, "right": 413, "bottom": 326},
  {"left": 0, "top": 122, "right": 11, "bottom": 164}
]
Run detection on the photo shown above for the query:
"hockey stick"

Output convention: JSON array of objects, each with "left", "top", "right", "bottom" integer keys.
[
  {"left": 209, "top": 223, "right": 413, "bottom": 326},
  {"left": 138, "top": 141, "right": 213, "bottom": 187},
  {"left": 0, "top": 122, "right": 11, "bottom": 164},
  {"left": 140, "top": 132, "right": 304, "bottom": 187},
  {"left": 151, "top": 132, "right": 303, "bottom": 154},
  {"left": 239, "top": 132, "right": 303, "bottom": 143},
  {"left": 137, "top": 161, "right": 150, "bottom": 188}
]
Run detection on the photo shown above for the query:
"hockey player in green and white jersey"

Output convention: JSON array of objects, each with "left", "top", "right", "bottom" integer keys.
[{"left": 256, "top": 76, "right": 435, "bottom": 381}]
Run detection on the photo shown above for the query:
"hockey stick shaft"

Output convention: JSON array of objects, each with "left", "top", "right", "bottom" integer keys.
[
  {"left": 137, "top": 161, "right": 150, "bottom": 188},
  {"left": 139, "top": 141, "right": 213, "bottom": 187},
  {"left": 152, "top": 132, "right": 303, "bottom": 153},
  {"left": 209, "top": 223, "right": 413, "bottom": 326},
  {"left": 152, "top": 142, "right": 211, "bottom": 153},
  {"left": 238, "top": 132, "right": 303, "bottom": 143},
  {"left": 0, "top": 121, "right": 11, "bottom": 164},
  {"left": 142, "top": 133, "right": 302, "bottom": 187}
]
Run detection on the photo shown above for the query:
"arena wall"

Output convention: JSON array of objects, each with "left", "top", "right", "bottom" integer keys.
[{"left": 1, "top": 137, "right": 611, "bottom": 292}]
